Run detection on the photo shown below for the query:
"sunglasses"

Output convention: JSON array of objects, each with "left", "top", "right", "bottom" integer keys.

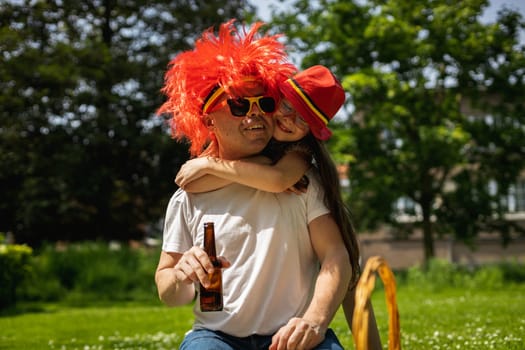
[
  {"left": 226, "top": 96, "right": 276, "bottom": 117},
  {"left": 278, "top": 100, "right": 309, "bottom": 129}
]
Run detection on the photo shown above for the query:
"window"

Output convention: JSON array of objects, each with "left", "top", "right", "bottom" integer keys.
[{"left": 507, "top": 180, "right": 525, "bottom": 213}]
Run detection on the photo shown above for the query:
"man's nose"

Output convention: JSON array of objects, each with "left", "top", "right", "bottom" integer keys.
[{"left": 247, "top": 101, "right": 262, "bottom": 116}]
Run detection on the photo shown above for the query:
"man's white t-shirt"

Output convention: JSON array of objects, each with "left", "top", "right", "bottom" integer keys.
[{"left": 162, "top": 169, "right": 329, "bottom": 337}]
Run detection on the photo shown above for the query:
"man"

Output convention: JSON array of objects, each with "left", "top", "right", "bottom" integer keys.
[{"left": 155, "top": 20, "right": 351, "bottom": 349}]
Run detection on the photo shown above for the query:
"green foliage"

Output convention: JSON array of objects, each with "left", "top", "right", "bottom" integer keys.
[
  {"left": 22, "top": 242, "right": 524, "bottom": 306},
  {"left": 396, "top": 258, "right": 525, "bottom": 292},
  {"left": 17, "top": 242, "right": 160, "bottom": 305},
  {"left": 0, "top": 242, "right": 33, "bottom": 309},
  {"left": 272, "top": 0, "right": 525, "bottom": 261},
  {"left": 0, "top": 1, "right": 254, "bottom": 245}
]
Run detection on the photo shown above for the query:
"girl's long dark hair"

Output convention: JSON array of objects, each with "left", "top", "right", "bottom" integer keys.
[
  {"left": 264, "top": 134, "right": 361, "bottom": 287},
  {"left": 304, "top": 133, "right": 361, "bottom": 288}
]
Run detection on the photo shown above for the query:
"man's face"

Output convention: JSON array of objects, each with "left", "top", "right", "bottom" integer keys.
[{"left": 208, "top": 84, "right": 275, "bottom": 160}]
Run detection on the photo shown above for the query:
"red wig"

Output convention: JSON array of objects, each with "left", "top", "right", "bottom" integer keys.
[{"left": 157, "top": 19, "right": 297, "bottom": 156}]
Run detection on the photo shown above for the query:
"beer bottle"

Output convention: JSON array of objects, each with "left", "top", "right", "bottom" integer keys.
[{"left": 199, "top": 222, "right": 223, "bottom": 312}]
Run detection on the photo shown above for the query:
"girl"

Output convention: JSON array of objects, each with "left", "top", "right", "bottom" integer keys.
[{"left": 176, "top": 65, "right": 382, "bottom": 349}]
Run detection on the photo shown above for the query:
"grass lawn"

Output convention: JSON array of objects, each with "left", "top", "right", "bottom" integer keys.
[{"left": 1, "top": 285, "right": 524, "bottom": 349}]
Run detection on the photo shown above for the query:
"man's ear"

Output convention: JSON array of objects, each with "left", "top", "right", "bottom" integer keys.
[{"left": 204, "top": 117, "right": 215, "bottom": 129}]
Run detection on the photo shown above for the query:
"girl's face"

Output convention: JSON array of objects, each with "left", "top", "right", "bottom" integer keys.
[{"left": 272, "top": 99, "right": 310, "bottom": 142}]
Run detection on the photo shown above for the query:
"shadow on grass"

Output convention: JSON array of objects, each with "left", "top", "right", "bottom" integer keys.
[{"left": 0, "top": 302, "right": 54, "bottom": 317}]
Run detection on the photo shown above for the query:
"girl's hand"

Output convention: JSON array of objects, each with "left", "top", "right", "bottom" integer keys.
[
  {"left": 285, "top": 175, "right": 309, "bottom": 195},
  {"left": 175, "top": 157, "right": 214, "bottom": 189}
]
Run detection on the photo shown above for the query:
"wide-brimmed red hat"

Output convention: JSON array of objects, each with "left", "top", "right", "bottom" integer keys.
[{"left": 280, "top": 65, "right": 345, "bottom": 140}]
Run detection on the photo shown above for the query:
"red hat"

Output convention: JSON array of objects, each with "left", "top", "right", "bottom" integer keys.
[{"left": 280, "top": 65, "right": 345, "bottom": 140}]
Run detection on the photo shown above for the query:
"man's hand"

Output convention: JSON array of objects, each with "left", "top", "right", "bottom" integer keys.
[
  {"left": 269, "top": 317, "right": 325, "bottom": 350},
  {"left": 173, "top": 246, "right": 230, "bottom": 288}
]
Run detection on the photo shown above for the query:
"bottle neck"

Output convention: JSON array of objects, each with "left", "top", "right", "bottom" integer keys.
[{"left": 203, "top": 222, "right": 216, "bottom": 258}]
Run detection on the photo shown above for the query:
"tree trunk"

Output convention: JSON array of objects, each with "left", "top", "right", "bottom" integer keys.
[{"left": 421, "top": 199, "right": 435, "bottom": 265}]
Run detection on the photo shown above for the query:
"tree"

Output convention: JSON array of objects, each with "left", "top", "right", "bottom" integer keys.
[
  {"left": 0, "top": 1, "right": 254, "bottom": 245},
  {"left": 272, "top": 0, "right": 525, "bottom": 262}
]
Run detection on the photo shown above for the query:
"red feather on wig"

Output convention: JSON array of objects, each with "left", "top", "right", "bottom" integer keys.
[{"left": 157, "top": 19, "right": 297, "bottom": 156}]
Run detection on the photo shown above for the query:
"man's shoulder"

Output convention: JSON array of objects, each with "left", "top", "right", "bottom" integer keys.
[
  {"left": 166, "top": 188, "right": 190, "bottom": 207},
  {"left": 170, "top": 187, "right": 187, "bottom": 199}
]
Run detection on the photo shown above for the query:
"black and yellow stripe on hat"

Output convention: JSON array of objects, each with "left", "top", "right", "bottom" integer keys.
[
  {"left": 285, "top": 78, "right": 330, "bottom": 126},
  {"left": 202, "top": 84, "right": 225, "bottom": 114}
]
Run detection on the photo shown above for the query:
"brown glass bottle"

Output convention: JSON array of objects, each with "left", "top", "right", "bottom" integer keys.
[{"left": 199, "top": 222, "right": 223, "bottom": 312}]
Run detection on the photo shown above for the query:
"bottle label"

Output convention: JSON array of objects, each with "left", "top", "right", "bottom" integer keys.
[{"left": 199, "top": 268, "right": 223, "bottom": 311}]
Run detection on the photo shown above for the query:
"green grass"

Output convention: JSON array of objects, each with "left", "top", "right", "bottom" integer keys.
[
  {"left": 0, "top": 302, "right": 192, "bottom": 350},
  {"left": 372, "top": 286, "right": 525, "bottom": 350},
  {"left": 2, "top": 285, "right": 524, "bottom": 350}
]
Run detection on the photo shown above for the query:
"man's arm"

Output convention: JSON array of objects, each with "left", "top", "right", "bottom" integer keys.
[
  {"left": 270, "top": 213, "right": 351, "bottom": 350},
  {"left": 155, "top": 251, "right": 196, "bottom": 307}
]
